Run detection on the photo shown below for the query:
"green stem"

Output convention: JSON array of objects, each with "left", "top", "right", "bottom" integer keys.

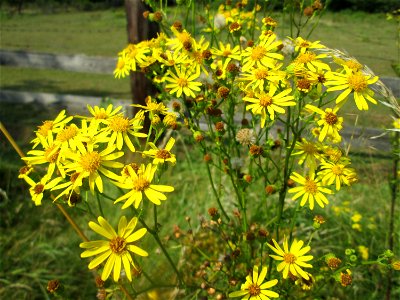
[{"left": 205, "top": 161, "right": 230, "bottom": 221}]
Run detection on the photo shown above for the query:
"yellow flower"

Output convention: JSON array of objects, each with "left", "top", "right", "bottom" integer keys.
[
  {"left": 267, "top": 236, "right": 313, "bottom": 280},
  {"left": 132, "top": 96, "right": 169, "bottom": 116},
  {"left": 243, "top": 85, "right": 295, "bottom": 128},
  {"left": 164, "top": 66, "right": 202, "bottom": 98},
  {"left": 293, "top": 37, "right": 325, "bottom": 54},
  {"left": 24, "top": 175, "right": 62, "bottom": 206},
  {"left": 288, "top": 172, "right": 333, "bottom": 210},
  {"left": 351, "top": 212, "right": 362, "bottom": 223},
  {"left": 167, "top": 29, "right": 194, "bottom": 52},
  {"left": 393, "top": 118, "right": 400, "bottom": 129},
  {"left": 240, "top": 64, "right": 287, "bottom": 92},
  {"left": 228, "top": 266, "right": 279, "bottom": 299},
  {"left": 142, "top": 137, "right": 176, "bottom": 165},
  {"left": 325, "top": 67, "right": 379, "bottom": 110},
  {"left": 63, "top": 144, "right": 124, "bottom": 193},
  {"left": 292, "top": 51, "right": 330, "bottom": 73},
  {"left": 86, "top": 104, "right": 124, "bottom": 130},
  {"left": 23, "top": 132, "right": 63, "bottom": 179},
  {"left": 104, "top": 110, "right": 147, "bottom": 152},
  {"left": 305, "top": 105, "right": 343, "bottom": 142},
  {"left": 211, "top": 42, "right": 242, "bottom": 63},
  {"left": 55, "top": 123, "right": 89, "bottom": 158},
  {"left": 357, "top": 246, "right": 369, "bottom": 260},
  {"left": 113, "top": 56, "right": 130, "bottom": 79},
  {"left": 319, "top": 159, "right": 356, "bottom": 190},
  {"left": 80, "top": 216, "right": 148, "bottom": 282},
  {"left": 292, "top": 139, "right": 322, "bottom": 172},
  {"left": 119, "top": 43, "right": 150, "bottom": 71},
  {"left": 114, "top": 164, "right": 174, "bottom": 209},
  {"left": 241, "top": 33, "right": 283, "bottom": 72},
  {"left": 31, "top": 110, "right": 73, "bottom": 148},
  {"left": 156, "top": 49, "right": 189, "bottom": 68}
]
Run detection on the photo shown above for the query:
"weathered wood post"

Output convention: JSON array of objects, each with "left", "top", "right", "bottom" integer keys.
[{"left": 124, "top": 0, "right": 159, "bottom": 114}]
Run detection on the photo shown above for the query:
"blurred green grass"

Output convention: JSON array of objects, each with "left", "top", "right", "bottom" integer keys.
[{"left": 0, "top": 66, "right": 131, "bottom": 99}]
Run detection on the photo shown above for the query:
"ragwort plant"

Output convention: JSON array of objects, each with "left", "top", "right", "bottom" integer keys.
[{"left": 4, "top": 0, "right": 398, "bottom": 299}]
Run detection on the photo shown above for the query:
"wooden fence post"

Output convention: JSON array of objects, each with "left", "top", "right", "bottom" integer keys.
[{"left": 124, "top": 0, "right": 159, "bottom": 114}]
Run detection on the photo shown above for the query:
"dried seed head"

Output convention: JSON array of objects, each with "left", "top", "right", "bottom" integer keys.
[
  {"left": 47, "top": 279, "right": 60, "bottom": 294},
  {"left": 304, "top": 6, "right": 314, "bottom": 17}
]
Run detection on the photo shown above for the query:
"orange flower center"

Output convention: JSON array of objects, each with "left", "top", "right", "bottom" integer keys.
[
  {"left": 109, "top": 236, "right": 126, "bottom": 254},
  {"left": 347, "top": 73, "right": 368, "bottom": 92},
  {"left": 222, "top": 49, "right": 232, "bottom": 56},
  {"left": 255, "top": 69, "right": 268, "bottom": 80},
  {"left": 301, "top": 142, "right": 317, "bottom": 154},
  {"left": 109, "top": 116, "right": 130, "bottom": 132},
  {"left": 248, "top": 283, "right": 261, "bottom": 296},
  {"left": 80, "top": 151, "right": 101, "bottom": 173},
  {"left": 56, "top": 125, "right": 78, "bottom": 142},
  {"left": 344, "top": 60, "right": 362, "bottom": 71},
  {"left": 251, "top": 46, "right": 266, "bottom": 61},
  {"left": 94, "top": 111, "right": 108, "bottom": 119},
  {"left": 259, "top": 95, "right": 273, "bottom": 107},
  {"left": 284, "top": 253, "right": 297, "bottom": 264},
  {"left": 177, "top": 78, "right": 188, "bottom": 88},
  {"left": 156, "top": 149, "right": 171, "bottom": 159},
  {"left": 324, "top": 112, "right": 338, "bottom": 125},
  {"left": 331, "top": 165, "right": 343, "bottom": 175},
  {"left": 295, "top": 52, "right": 316, "bottom": 64},
  {"left": 34, "top": 184, "right": 44, "bottom": 195},
  {"left": 133, "top": 176, "right": 150, "bottom": 191},
  {"left": 304, "top": 179, "right": 318, "bottom": 194},
  {"left": 37, "top": 121, "right": 54, "bottom": 136}
]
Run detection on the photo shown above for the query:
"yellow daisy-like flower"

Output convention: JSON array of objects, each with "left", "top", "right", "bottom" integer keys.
[
  {"left": 319, "top": 158, "right": 356, "bottom": 190},
  {"left": 113, "top": 55, "right": 131, "bottom": 79},
  {"left": 293, "top": 37, "right": 325, "bottom": 54},
  {"left": 228, "top": 266, "right": 279, "bottom": 300},
  {"left": 31, "top": 110, "right": 73, "bottom": 148},
  {"left": 292, "top": 51, "right": 330, "bottom": 73},
  {"left": 24, "top": 175, "right": 62, "bottom": 206},
  {"left": 288, "top": 172, "right": 333, "bottom": 210},
  {"left": 63, "top": 144, "right": 124, "bottom": 193},
  {"left": 292, "top": 138, "right": 322, "bottom": 172},
  {"left": 168, "top": 28, "right": 194, "bottom": 52},
  {"left": 86, "top": 104, "right": 123, "bottom": 130},
  {"left": 156, "top": 49, "right": 189, "bottom": 68},
  {"left": 243, "top": 85, "right": 295, "bottom": 127},
  {"left": 325, "top": 67, "right": 379, "bottom": 110},
  {"left": 114, "top": 163, "right": 174, "bottom": 209},
  {"left": 241, "top": 34, "right": 284, "bottom": 72},
  {"left": 164, "top": 66, "right": 202, "bottom": 98},
  {"left": 305, "top": 105, "right": 343, "bottom": 142},
  {"left": 80, "top": 216, "right": 148, "bottom": 282},
  {"left": 267, "top": 236, "right": 313, "bottom": 280},
  {"left": 23, "top": 132, "right": 63, "bottom": 178},
  {"left": 55, "top": 123, "right": 89, "bottom": 158},
  {"left": 211, "top": 42, "right": 242, "bottom": 63},
  {"left": 240, "top": 64, "right": 287, "bottom": 92},
  {"left": 119, "top": 43, "right": 150, "bottom": 71},
  {"left": 104, "top": 110, "right": 147, "bottom": 152},
  {"left": 132, "top": 96, "right": 169, "bottom": 116},
  {"left": 142, "top": 137, "right": 176, "bottom": 165}
]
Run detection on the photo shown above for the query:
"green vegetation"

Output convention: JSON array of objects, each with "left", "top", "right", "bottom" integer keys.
[
  {"left": 0, "top": 66, "right": 131, "bottom": 99},
  {"left": 0, "top": 9, "right": 398, "bottom": 75}
]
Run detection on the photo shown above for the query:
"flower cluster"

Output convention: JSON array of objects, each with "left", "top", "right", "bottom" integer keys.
[{"left": 19, "top": 104, "right": 178, "bottom": 282}]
